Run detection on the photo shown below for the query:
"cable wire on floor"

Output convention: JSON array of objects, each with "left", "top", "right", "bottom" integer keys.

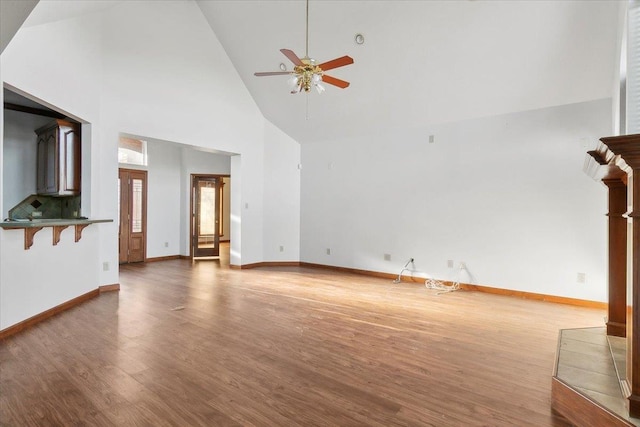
[
  {"left": 393, "top": 258, "right": 414, "bottom": 283},
  {"left": 425, "top": 262, "right": 466, "bottom": 295},
  {"left": 425, "top": 277, "right": 460, "bottom": 295}
]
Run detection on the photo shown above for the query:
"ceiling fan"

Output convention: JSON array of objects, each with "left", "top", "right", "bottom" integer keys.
[{"left": 254, "top": 0, "right": 354, "bottom": 94}]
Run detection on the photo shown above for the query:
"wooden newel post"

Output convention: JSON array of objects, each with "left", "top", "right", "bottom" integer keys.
[
  {"left": 603, "top": 178, "right": 627, "bottom": 338},
  {"left": 602, "top": 134, "right": 640, "bottom": 417}
]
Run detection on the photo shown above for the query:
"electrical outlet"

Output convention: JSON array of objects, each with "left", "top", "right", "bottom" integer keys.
[
  {"left": 279, "top": 245, "right": 284, "bottom": 252},
  {"left": 326, "top": 248, "right": 331, "bottom": 255},
  {"left": 577, "top": 273, "right": 586, "bottom": 284},
  {"left": 102, "top": 262, "right": 109, "bottom": 271},
  {"left": 384, "top": 253, "right": 391, "bottom": 261},
  {"left": 164, "top": 242, "right": 169, "bottom": 248},
  {"left": 447, "top": 259, "right": 454, "bottom": 268},
  {"left": 429, "top": 134, "right": 435, "bottom": 143}
]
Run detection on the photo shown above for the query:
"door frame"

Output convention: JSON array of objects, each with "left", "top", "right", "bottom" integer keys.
[
  {"left": 189, "top": 174, "right": 229, "bottom": 258},
  {"left": 119, "top": 168, "right": 148, "bottom": 263}
]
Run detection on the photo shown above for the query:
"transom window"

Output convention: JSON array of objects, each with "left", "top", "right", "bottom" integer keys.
[{"left": 118, "top": 137, "right": 148, "bottom": 166}]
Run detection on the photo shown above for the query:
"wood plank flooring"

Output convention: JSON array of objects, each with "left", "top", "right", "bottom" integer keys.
[{"left": 1, "top": 252, "right": 605, "bottom": 426}]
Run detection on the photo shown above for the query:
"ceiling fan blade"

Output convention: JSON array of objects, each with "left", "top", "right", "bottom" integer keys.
[
  {"left": 318, "top": 55, "right": 354, "bottom": 71},
  {"left": 254, "top": 71, "right": 292, "bottom": 76},
  {"left": 322, "top": 74, "right": 350, "bottom": 89},
  {"left": 280, "top": 49, "right": 303, "bottom": 66}
]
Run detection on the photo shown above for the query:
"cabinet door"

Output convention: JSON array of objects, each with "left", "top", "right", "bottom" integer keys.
[
  {"left": 61, "top": 127, "right": 80, "bottom": 193},
  {"left": 36, "top": 133, "right": 48, "bottom": 194},
  {"left": 44, "top": 128, "right": 58, "bottom": 194},
  {"left": 35, "top": 120, "right": 80, "bottom": 196},
  {"left": 36, "top": 128, "right": 57, "bottom": 194}
]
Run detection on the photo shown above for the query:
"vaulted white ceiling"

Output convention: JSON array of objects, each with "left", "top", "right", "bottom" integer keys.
[
  {"left": 6, "top": 1, "right": 623, "bottom": 144},
  {"left": 197, "top": 0, "right": 621, "bottom": 143}
]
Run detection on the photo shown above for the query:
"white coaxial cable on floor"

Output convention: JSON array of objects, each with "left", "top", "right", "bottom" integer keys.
[{"left": 425, "top": 262, "right": 465, "bottom": 294}]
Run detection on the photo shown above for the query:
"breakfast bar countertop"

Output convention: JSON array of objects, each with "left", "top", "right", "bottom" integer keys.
[
  {"left": 0, "top": 218, "right": 114, "bottom": 249},
  {"left": 0, "top": 218, "right": 113, "bottom": 228}
]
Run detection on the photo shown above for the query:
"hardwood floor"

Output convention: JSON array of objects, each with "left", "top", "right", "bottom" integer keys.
[{"left": 1, "top": 252, "right": 604, "bottom": 426}]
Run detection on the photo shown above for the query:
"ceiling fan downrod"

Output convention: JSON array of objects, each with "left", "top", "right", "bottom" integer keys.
[{"left": 305, "top": 0, "right": 309, "bottom": 59}]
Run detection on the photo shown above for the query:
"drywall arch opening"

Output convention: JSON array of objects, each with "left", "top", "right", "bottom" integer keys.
[{"left": 116, "top": 133, "right": 240, "bottom": 265}]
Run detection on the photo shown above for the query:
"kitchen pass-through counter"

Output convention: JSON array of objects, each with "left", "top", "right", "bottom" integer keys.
[{"left": 0, "top": 218, "right": 113, "bottom": 249}]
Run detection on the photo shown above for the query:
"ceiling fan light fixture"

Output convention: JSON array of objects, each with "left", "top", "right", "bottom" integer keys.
[
  {"left": 288, "top": 75, "right": 300, "bottom": 89},
  {"left": 289, "top": 76, "right": 302, "bottom": 94},
  {"left": 314, "top": 81, "right": 326, "bottom": 94}
]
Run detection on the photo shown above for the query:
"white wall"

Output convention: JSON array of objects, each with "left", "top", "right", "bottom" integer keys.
[
  {"left": 2, "top": 109, "right": 51, "bottom": 215},
  {"left": 611, "top": 1, "right": 628, "bottom": 135},
  {"left": 629, "top": 3, "right": 640, "bottom": 133},
  {"left": 0, "top": 224, "right": 99, "bottom": 328},
  {"left": 1, "top": 57, "right": 4, "bottom": 328},
  {"left": 0, "top": 0, "right": 302, "bottom": 329},
  {"left": 98, "top": 0, "right": 268, "bottom": 269},
  {"left": 1, "top": 11, "right": 104, "bottom": 329},
  {"left": 145, "top": 140, "right": 181, "bottom": 259},
  {"left": 301, "top": 99, "right": 611, "bottom": 302},
  {"left": 263, "top": 120, "right": 301, "bottom": 262}
]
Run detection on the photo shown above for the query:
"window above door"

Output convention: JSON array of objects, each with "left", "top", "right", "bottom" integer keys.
[{"left": 118, "top": 137, "right": 147, "bottom": 166}]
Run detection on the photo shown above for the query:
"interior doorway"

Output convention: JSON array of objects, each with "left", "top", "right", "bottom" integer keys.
[
  {"left": 119, "top": 168, "right": 147, "bottom": 263},
  {"left": 191, "top": 174, "right": 227, "bottom": 259}
]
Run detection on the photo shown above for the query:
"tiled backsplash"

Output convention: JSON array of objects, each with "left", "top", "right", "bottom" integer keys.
[{"left": 7, "top": 194, "right": 81, "bottom": 220}]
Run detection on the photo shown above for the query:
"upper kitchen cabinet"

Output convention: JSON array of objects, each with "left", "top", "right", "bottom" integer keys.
[{"left": 35, "top": 120, "right": 80, "bottom": 196}]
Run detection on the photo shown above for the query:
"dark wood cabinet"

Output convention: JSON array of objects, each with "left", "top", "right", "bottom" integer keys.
[{"left": 35, "top": 120, "right": 80, "bottom": 196}]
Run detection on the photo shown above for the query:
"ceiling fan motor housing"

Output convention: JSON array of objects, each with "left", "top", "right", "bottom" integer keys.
[{"left": 294, "top": 62, "right": 323, "bottom": 92}]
